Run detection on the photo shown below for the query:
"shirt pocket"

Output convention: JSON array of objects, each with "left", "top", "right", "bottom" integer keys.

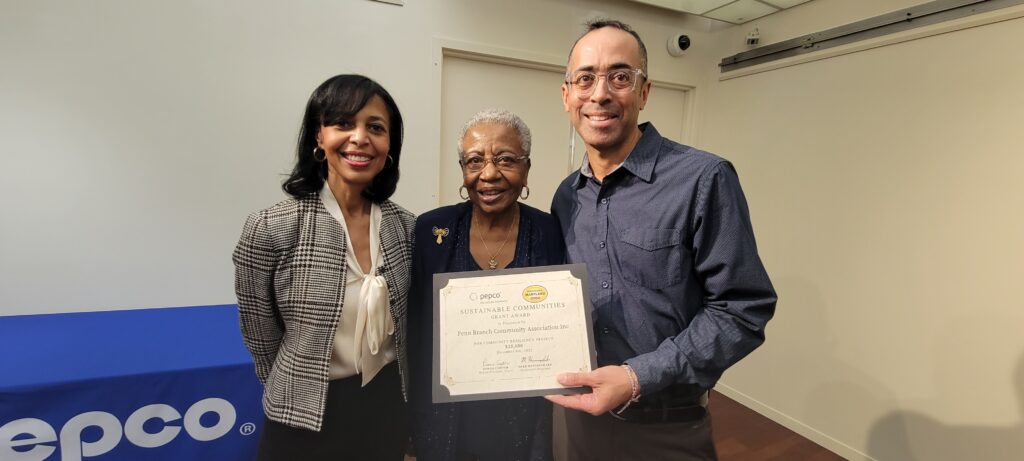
[{"left": 616, "top": 227, "right": 685, "bottom": 289}]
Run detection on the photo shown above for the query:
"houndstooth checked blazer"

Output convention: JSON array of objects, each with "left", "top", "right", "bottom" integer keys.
[{"left": 233, "top": 193, "right": 415, "bottom": 432}]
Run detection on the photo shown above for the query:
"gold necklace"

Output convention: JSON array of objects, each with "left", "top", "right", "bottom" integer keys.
[{"left": 472, "top": 205, "right": 519, "bottom": 270}]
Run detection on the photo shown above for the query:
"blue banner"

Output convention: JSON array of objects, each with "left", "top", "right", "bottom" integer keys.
[{"left": 1, "top": 305, "right": 264, "bottom": 461}]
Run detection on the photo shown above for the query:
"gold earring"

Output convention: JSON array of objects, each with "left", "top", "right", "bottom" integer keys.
[
  {"left": 459, "top": 185, "right": 470, "bottom": 200},
  {"left": 519, "top": 186, "right": 530, "bottom": 200}
]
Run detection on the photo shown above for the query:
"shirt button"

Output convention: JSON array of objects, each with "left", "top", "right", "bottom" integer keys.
[
  {"left": 600, "top": 198, "right": 608, "bottom": 204},
  {"left": 602, "top": 327, "right": 611, "bottom": 334},
  {"left": 601, "top": 281, "right": 610, "bottom": 289},
  {"left": 599, "top": 241, "right": 606, "bottom": 248}
]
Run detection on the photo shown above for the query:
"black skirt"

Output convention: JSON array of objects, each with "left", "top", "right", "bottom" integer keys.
[{"left": 256, "top": 361, "right": 408, "bottom": 461}]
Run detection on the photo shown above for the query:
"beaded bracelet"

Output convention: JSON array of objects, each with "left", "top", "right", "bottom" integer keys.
[{"left": 614, "top": 364, "right": 642, "bottom": 415}]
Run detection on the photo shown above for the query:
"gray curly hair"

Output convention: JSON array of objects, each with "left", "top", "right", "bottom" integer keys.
[{"left": 456, "top": 109, "right": 532, "bottom": 157}]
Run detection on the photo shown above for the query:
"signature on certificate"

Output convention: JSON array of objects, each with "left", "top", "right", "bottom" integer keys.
[
  {"left": 482, "top": 358, "right": 510, "bottom": 367},
  {"left": 521, "top": 355, "right": 551, "bottom": 363}
]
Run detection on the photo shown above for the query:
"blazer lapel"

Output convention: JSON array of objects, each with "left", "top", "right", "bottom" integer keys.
[
  {"left": 433, "top": 203, "right": 472, "bottom": 275},
  {"left": 377, "top": 201, "right": 412, "bottom": 308}
]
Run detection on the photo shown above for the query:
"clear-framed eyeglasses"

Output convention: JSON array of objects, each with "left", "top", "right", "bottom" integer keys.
[
  {"left": 565, "top": 68, "right": 646, "bottom": 97},
  {"left": 460, "top": 153, "right": 529, "bottom": 173}
]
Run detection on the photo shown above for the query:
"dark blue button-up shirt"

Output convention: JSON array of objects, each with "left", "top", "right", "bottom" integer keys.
[{"left": 551, "top": 123, "right": 776, "bottom": 398}]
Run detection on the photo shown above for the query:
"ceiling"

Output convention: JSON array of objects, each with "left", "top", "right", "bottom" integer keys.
[{"left": 628, "top": 0, "right": 813, "bottom": 24}]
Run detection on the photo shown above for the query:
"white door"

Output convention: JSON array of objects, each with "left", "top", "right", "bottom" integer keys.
[
  {"left": 440, "top": 52, "right": 694, "bottom": 211},
  {"left": 440, "top": 54, "right": 569, "bottom": 209}
]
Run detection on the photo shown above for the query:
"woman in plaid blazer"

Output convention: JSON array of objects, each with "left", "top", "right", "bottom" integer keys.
[{"left": 233, "top": 75, "right": 414, "bottom": 460}]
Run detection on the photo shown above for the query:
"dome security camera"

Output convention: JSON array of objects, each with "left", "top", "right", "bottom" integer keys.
[{"left": 667, "top": 34, "right": 691, "bottom": 57}]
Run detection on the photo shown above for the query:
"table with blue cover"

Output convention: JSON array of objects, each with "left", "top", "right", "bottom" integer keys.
[{"left": 0, "top": 305, "right": 264, "bottom": 461}]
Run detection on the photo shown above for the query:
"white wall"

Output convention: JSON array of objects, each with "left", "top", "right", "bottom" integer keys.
[
  {"left": 10, "top": 0, "right": 1019, "bottom": 459},
  {"left": 700, "top": 1, "right": 1024, "bottom": 459},
  {"left": 0, "top": 0, "right": 717, "bottom": 315}
]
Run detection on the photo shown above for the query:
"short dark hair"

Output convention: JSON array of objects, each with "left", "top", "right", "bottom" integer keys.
[
  {"left": 567, "top": 19, "right": 648, "bottom": 75},
  {"left": 282, "top": 74, "right": 404, "bottom": 202}
]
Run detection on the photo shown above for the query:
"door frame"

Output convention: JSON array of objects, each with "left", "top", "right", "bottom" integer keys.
[{"left": 431, "top": 38, "right": 699, "bottom": 205}]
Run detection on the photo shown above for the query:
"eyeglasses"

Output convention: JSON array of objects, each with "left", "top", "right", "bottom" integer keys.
[
  {"left": 565, "top": 68, "right": 646, "bottom": 96},
  {"left": 460, "top": 153, "right": 528, "bottom": 173}
]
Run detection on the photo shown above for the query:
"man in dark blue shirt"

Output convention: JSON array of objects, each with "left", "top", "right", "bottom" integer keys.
[{"left": 547, "top": 19, "right": 777, "bottom": 460}]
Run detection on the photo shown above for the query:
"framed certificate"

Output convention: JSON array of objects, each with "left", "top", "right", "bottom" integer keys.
[{"left": 432, "top": 264, "right": 597, "bottom": 403}]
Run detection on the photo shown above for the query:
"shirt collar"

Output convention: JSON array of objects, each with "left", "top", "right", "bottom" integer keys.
[
  {"left": 320, "top": 182, "right": 382, "bottom": 274},
  {"left": 574, "top": 122, "right": 662, "bottom": 187}
]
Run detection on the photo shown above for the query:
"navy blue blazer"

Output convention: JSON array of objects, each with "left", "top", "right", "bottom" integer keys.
[{"left": 408, "top": 201, "right": 565, "bottom": 461}]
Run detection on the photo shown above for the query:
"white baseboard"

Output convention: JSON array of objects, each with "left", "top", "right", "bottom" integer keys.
[{"left": 714, "top": 383, "right": 875, "bottom": 461}]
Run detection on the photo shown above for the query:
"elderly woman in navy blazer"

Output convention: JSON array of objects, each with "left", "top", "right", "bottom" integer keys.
[
  {"left": 409, "top": 109, "right": 565, "bottom": 461},
  {"left": 233, "top": 74, "right": 414, "bottom": 460}
]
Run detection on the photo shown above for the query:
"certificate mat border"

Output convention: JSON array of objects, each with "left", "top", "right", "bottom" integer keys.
[{"left": 432, "top": 263, "right": 597, "bottom": 403}]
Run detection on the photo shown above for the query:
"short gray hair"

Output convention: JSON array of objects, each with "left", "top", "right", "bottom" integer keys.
[{"left": 456, "top": 109, "right": 532, "bottom": 157}]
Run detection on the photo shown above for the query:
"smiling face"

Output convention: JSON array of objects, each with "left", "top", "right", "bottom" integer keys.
[
  {"left": 460, "top": 122, "right": 529, "bottom": 216},
  {"left": 562, "top": 27, "right": 651, "bottom": 160},
  {"left": 317, "top": 95, "right": 391, "bottom": 192}
]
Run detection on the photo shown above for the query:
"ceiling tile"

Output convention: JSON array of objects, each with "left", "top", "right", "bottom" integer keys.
[
  {"left": 761, "top": 0, "right": 812, "bottom": 8},
  {"left": 703, "top": 0, "right": 778, "bottom": 24},
  {"left": 629, "top": 0, "right": 737, "bottom": 15}
]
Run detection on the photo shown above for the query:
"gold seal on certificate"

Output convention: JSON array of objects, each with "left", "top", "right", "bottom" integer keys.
[{"left": 432, "top": 264, "right": 597, "bottom": 403}]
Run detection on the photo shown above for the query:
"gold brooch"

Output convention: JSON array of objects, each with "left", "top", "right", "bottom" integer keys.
[{"left": 431, "top": 227, "right": 449, "bottom": 245}]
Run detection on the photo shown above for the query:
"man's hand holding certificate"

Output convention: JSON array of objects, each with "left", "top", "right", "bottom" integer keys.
[{"left": 431, "top": 264, "right": 597, "bottom": 403}]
